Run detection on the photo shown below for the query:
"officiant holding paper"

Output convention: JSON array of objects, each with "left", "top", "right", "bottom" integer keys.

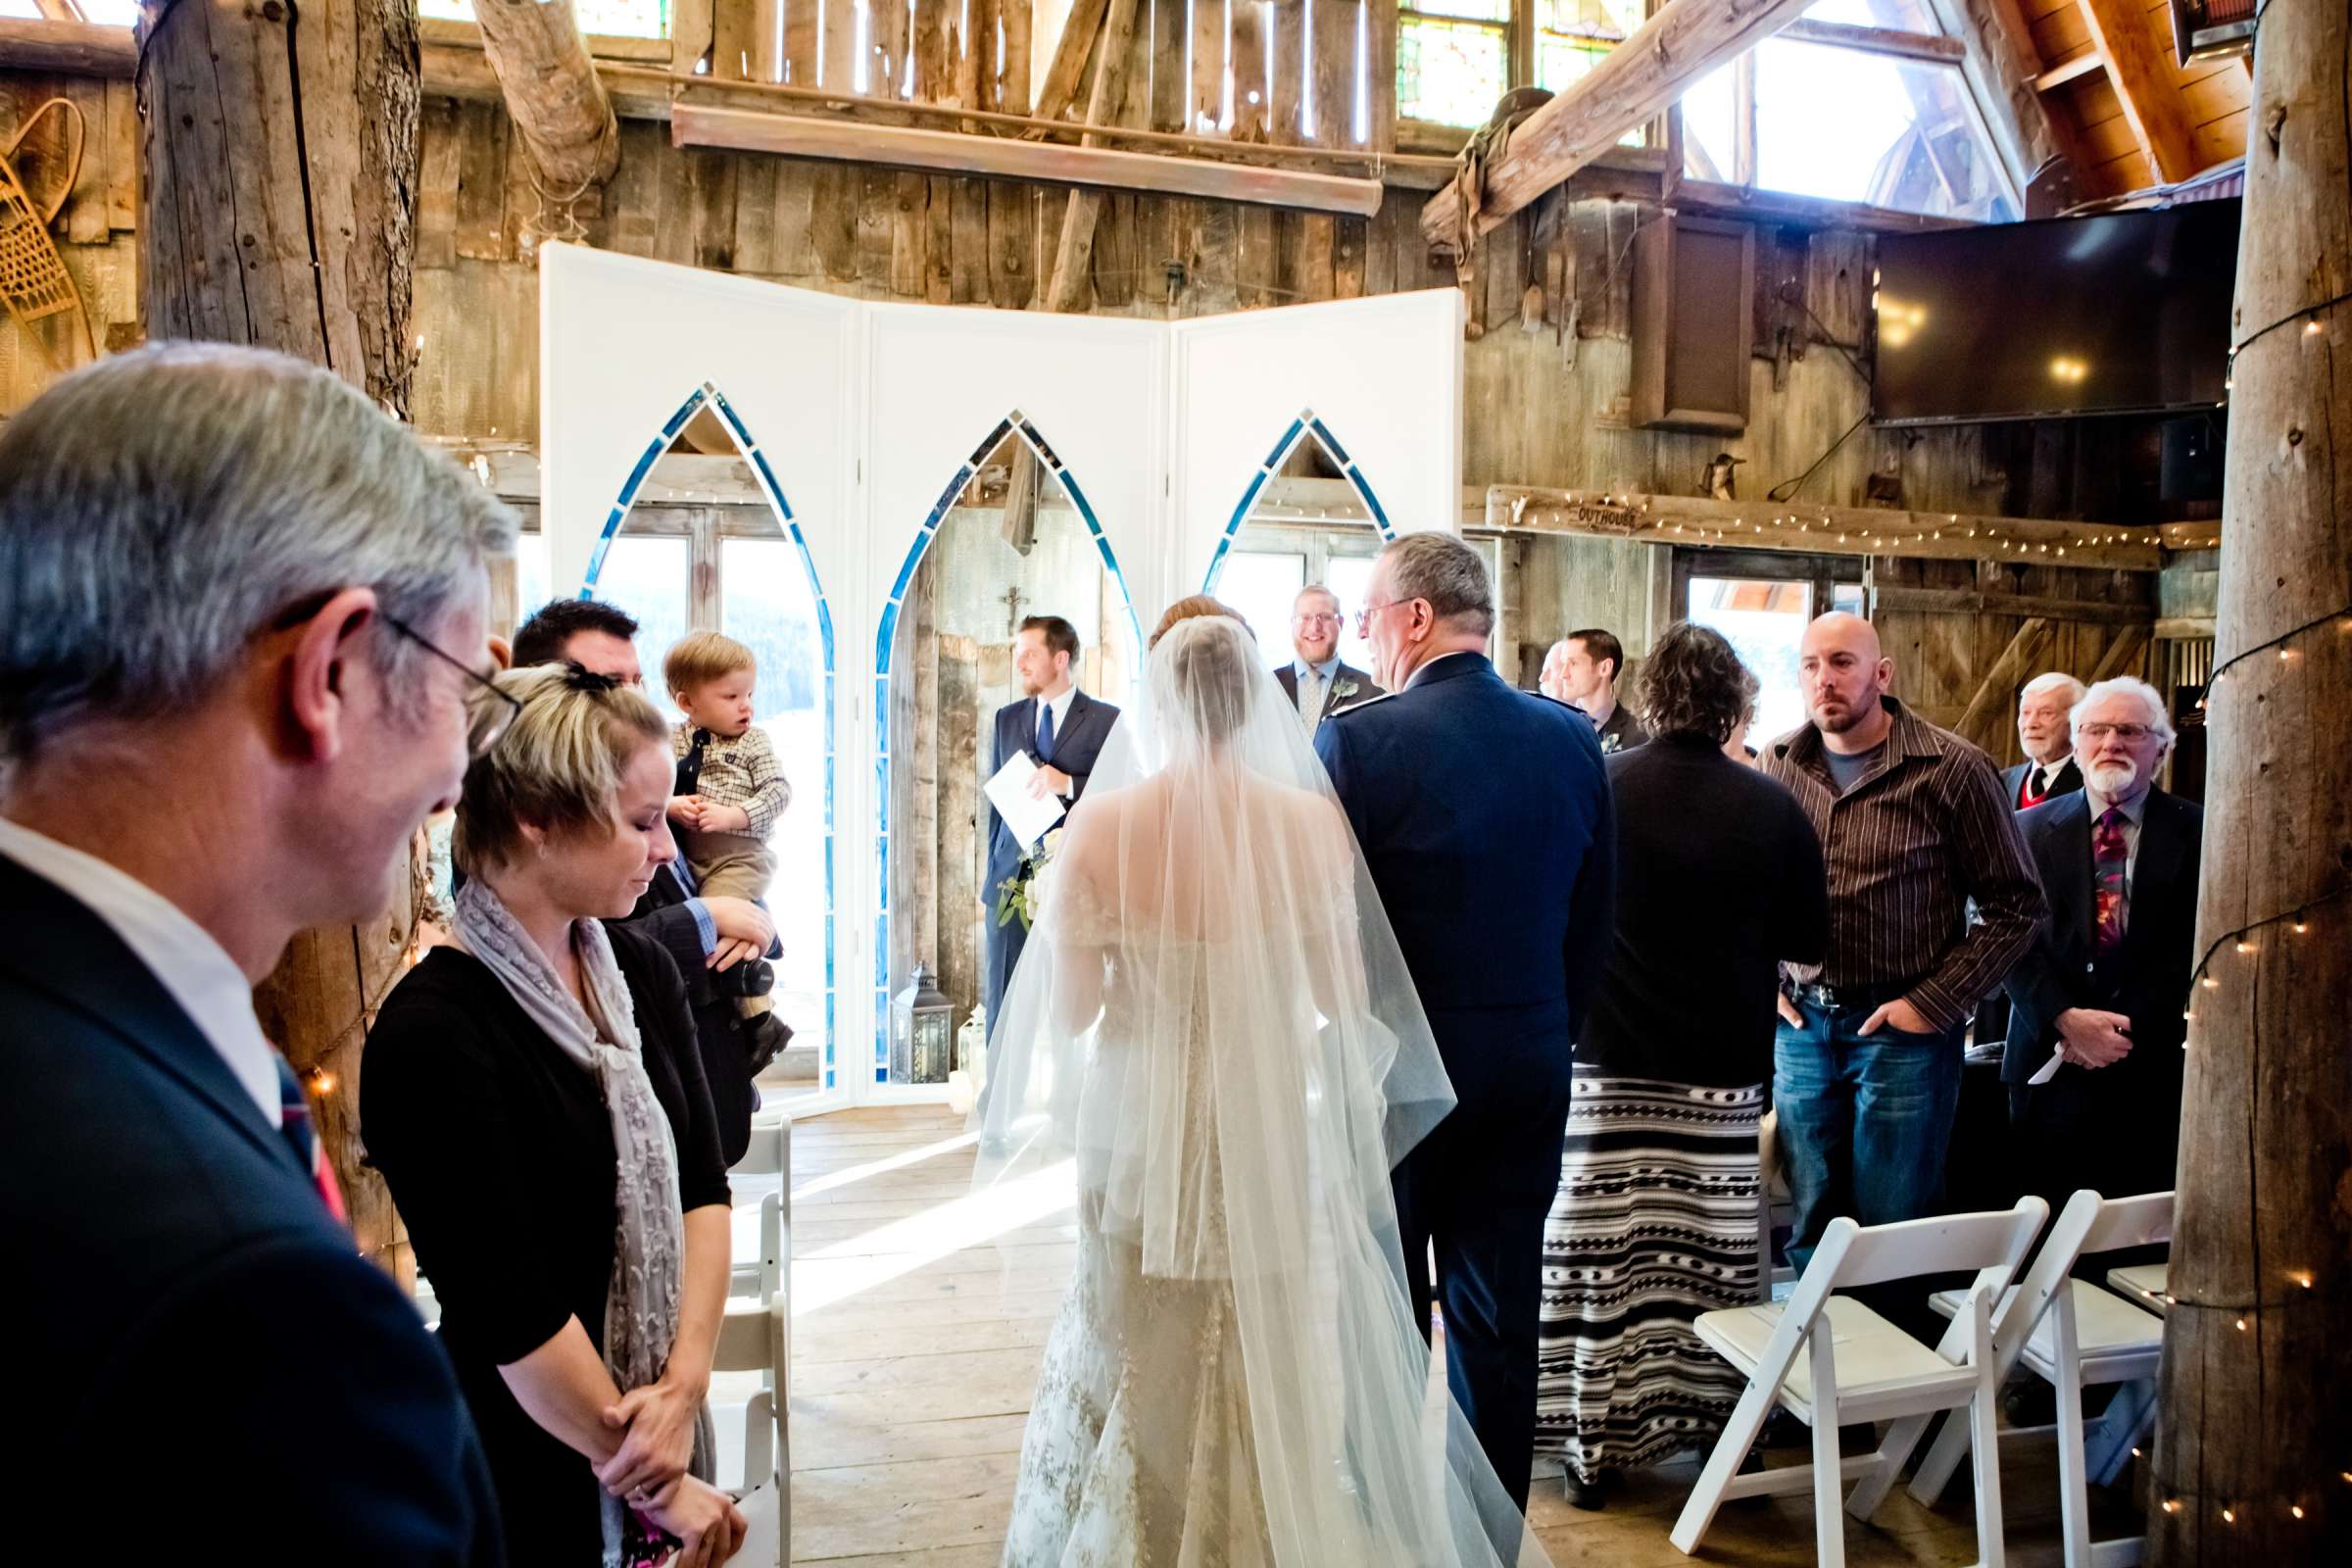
[{"left": 984, "top": 615, "right": 1119, "bottom": 1024}]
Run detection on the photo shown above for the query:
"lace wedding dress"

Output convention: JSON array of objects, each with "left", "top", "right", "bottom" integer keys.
[{"left": 975, "top": 615, "right": 1549, "bottom": 1568}]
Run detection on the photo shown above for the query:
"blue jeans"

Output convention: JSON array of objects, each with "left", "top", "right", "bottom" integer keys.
[{"left": 1773, "top": 1000, "right": 1964, "bottom": 1272}]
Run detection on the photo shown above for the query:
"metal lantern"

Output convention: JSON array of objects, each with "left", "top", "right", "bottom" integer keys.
[{"left": 892, "top": 964, "right": 955, "bottom": 1085}]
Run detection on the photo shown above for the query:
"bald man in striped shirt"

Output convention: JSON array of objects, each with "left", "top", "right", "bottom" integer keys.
[{"left": 1761, "top": 612, "right": 2043, "bottom": 1268}]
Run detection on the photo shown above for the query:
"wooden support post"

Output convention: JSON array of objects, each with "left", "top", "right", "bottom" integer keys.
[
  {"left": 1040, "top": 0, "right": 1145, "bottom": 312},
  {"left": 1421, "top": 0, "right": 1816, "bottom": 254},
  {"left": 2153, "top": 0, "right": 2352, "bottom": 1559},
  {"left": 136, "top": 0, "right": 422, "bottom": 1281},
  {"left": 472, "top": 0, "right": 621, "bottom": 190}
]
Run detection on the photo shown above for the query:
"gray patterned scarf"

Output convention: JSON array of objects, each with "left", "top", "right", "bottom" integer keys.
[{"left": 453, "top": 878, "right": 715, "bottom": 1564}]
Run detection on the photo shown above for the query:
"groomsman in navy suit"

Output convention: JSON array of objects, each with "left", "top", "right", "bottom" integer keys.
[
  {"left": 1318, "top": 533, "right": 1615, "bottom": 1513},
  {"left": 983, "top": 615, "right": 1119, "bottom": 1025},
  {"left": 1272, "top": 583, "right": 1381, "bottom": 735}
]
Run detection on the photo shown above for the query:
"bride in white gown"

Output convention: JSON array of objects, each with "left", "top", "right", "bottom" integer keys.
[{"left": 975, "top": 606, "right": 1549, "bottom": 1568}]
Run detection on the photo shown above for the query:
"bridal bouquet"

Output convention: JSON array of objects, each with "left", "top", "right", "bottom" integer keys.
[{"left": 994, "top": 827, "right": 1067, "bottom": 931}]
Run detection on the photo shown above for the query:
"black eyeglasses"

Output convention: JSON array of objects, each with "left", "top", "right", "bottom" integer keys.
[{"left": 382, "top": 612, "right": 520, "bottom": 759}]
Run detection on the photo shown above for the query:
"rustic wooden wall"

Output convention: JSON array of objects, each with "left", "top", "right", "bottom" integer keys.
[{"left": 0, "top": 74, "right": 137, "bottom": 407}]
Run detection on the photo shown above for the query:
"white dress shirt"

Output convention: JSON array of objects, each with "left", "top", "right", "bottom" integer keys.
[{"left": 0, "top": 816, "right": 280, "bottom": 1126}]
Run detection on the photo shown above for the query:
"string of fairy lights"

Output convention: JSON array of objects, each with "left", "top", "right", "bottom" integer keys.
[{"left": 1535, "top": 491, "right": 2210, "bottom": 556}]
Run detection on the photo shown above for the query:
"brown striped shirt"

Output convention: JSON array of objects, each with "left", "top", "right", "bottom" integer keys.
[{"left": 1763, "top": 696, "right": 2044, "bottom": 1033}]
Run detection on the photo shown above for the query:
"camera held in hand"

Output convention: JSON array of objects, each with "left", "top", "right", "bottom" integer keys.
[{"left": 719, "top": 956, "right": 775, "bottom": 999}]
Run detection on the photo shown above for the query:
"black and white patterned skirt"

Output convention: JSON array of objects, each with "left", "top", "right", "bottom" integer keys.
[{"left": 1534, "top": 1070, "right": 1765, "bottom": 1480}]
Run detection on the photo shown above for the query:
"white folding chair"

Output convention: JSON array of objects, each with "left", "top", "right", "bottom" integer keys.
[
  {"left": 1670, "top": 1198, "right": 2048, "bottom": 1568},
  {"left": 1898, "top": 1190, "right": 2172, "bottom": 1568},
  {"left": 2104, "top": 1261, "right": 2168, "bottom": 1315},
  {"left": 711, "top": 1295, "right": 790, "bottom": 1567},
  {"left": 728, "top": 1114, "right": 793, "bottom": 1316}
]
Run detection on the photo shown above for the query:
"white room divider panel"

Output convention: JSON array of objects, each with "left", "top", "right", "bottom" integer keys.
[
  {"left": 540, "top": 246, "right": 1460, "bottom": 1107},
  {"left": 1170, "top": 290, "right": 1465, "bottom": 598}
]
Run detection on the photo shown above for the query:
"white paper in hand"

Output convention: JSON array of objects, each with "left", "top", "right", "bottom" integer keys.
[
  {"left": 985, "top": 751, "right": 1065, "bottom": 854},
  {"left": 2027, "top": 1046, "right": 2068, "bottom": 1086}
]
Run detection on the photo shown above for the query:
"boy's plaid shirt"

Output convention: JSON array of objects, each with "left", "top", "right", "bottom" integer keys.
[{"left": 673, "top": 722, "right": 792, "bottom": 837}]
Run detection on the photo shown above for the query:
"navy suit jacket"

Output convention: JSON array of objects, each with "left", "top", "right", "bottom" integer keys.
[
  {"left": 985, "top": 689, "right": 1120, "bottom": 897},
  {"left": 0, "top": 856, "right": 503, "bottom": 1565},
  {"left": 625, "top": 865, "right": 758, "bottom": 1165},
  {"left": 2002, "top": 787, "right": 2203, "bottom": 1087},
  {"left": 1315, "top": 653, "right": 1616, "bottom": 1109}
]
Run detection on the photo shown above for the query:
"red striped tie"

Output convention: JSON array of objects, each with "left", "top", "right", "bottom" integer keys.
[{"left": 273, "top": 1054, "right": 349, "bottom": 1227}]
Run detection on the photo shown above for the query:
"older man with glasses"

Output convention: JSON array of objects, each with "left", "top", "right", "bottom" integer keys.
[
  {"left": 2000, "top": 676, "right": 2204, "bottom": 1206},
  {"left": 1, "top": 345, "right": 511, "bottom": 1563}
]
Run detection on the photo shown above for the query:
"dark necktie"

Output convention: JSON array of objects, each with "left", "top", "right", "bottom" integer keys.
[
  {"left": 274, "top": 1054, "right": 347, "bottom": 1225},
  {"left": 676, "top": 728, "right": 710, "bottom": 796},
  {"left": 2092, "top": 807, "right": 2130, "bottom": 958},
  {"left": 1037, "top": 701, "right": 1056, "bottom": 762},
  {"left": 2030, "top": 764, "right": 2048, "bottom": 799}
]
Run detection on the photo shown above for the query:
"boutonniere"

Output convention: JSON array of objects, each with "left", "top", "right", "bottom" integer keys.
[{"left": 1332, "top": 678, "right": 1361, "bottom": 703}]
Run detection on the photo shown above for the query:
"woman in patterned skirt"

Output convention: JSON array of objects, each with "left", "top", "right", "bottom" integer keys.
[{"left": 1535, "top": 621, "right": 1831, "bottom": 1509}]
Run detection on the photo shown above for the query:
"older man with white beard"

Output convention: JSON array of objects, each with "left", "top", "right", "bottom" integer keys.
[{"left": 2000, "top": 677, "right": 2203, "bottom": 1203}]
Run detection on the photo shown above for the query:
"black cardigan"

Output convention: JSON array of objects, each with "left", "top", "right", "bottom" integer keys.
[
  {"left": 363, "top": 922, "right": 732, "bottom": 1568},
  {"left": 1577, "top": 733, "right": 1831, "bottom": 1089}
]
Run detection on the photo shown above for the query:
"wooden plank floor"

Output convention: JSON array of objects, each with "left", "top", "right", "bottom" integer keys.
[{"left": 763, "top": 1106, "right": 2113, "bottom": 1566}]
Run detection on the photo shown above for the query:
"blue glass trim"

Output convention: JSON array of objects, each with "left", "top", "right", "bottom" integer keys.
[
  {"left": 966, "top": 418, "right": 1014, "bottom": 468},
  {"left": 1263, "top": 419, "right": 1304, "bottom": 471},
  {"left": 816, "top": 602, "right": 835, "bottom": 666},
  {"left": 661, "top": 388, "right": 708, "bottom": 441},
  {"left": 1353, "top": 470, "right": 1394, "bottom": 536},
  {"left": 743, "top": 444, "right": 798, "bottom": 522},
  {"left": 1307, "top": 416, "right": 1351, "bottom": 467},
  {"left": 876, "top": 600, "right": 901, "bottom": 669}
]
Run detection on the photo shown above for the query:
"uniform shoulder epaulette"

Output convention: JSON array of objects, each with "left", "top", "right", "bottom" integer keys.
[{"left": 1327, "top": 690, "right": 1401, "bottom": 719}]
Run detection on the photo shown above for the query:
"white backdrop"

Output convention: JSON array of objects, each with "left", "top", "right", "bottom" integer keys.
[{"left": 538, "top": 243, "right": 1460, "bottom": 1105}]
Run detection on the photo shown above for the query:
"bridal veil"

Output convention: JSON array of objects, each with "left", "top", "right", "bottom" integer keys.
[{"left": 976, "top": 612, "right": 1549, "bottom": 1567}]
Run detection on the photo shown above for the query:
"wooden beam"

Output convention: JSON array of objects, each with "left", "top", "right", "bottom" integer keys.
[
  {"left": 1953, "top": 616, "right": 2056, "bottom": 743},
  {"left": 1040, "top": 0, "right": 1144, "bottom": 311},
  {"left": 139, "top": 0, "right": 421, "bottom": 1280},
  {"left": 2085, "top": 620, "right": 2150, "bottom": 682},
  {"left": 672, "top": 103, "right": 1385, "bottom": 215},
  {"left": 1421, "top": 0, "right": 1818, "bottom": 255},
  {"left": 2074, "top": 0, "right": 2202, "bottom": 183},
  {"left": 31, "top": 0, "right": 84, "bottom": 23},
  {"left": 2033, "top": 49, "right": 2107, "bottom": 93},
  {"left": 0, "top": 17, "right": 128, "bottom": 74},
  {"left": 1871, "top": 585, "right": 2154, "bottom": 626},
  {"left": 471, "top": 0, "right": 620, "bottom": 189},
  {"left": 1670, "top": 176, "right": 1976, "bottom": 231},
  {"left": 419, "top": 15, "right": 672, "bottom": 64},
  {"left": 1028, "top": 0, "right": 1110, "bottom": 129},
  {"left": 1486, "top": 485, "right": 2172, "bottom": 571},
  {"left": 2157, "top": 1, "right": 2352, "bottom": 1551},
  {"left": 1777, "top": 19, "right": 1965, "bottom": 64}
]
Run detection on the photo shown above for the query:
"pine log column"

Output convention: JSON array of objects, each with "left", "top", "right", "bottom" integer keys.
[
  {"left": 2152, "top": 0, "right": 2352, "bottom": 1558},
  {"left": 135, "top": 0, "right": 424, "bottom": 1283}
]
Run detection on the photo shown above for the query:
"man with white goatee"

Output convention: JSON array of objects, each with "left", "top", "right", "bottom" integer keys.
[{"left": 2000, "top": 677, "right": 2203, "bottom": 1204}]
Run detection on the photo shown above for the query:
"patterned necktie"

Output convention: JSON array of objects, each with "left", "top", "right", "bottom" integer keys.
[
  {"left": 1298, "top": 668, "right": 1323, "bottom": 736},
  {"left": 1037, "top": 700, "right": 1056, "bottom": 761},
  {"left": 274, "top": 1054, "right": 348, "bottom": 1225},
  {"left": 675, "top": 728, "right": 710, "bottom": 796},
  {"left": 2092, "top": 807, "right": 2130, "bottom": 957}
]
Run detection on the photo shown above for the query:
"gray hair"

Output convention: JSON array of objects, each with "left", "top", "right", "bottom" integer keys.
[
  {"left": 1378, "top": 532, "right": 1494, "bottom": 637},
  {"left": 2021, "top": 670, "right": 2086, "bottom": 706},
  {"left": 0, "top": 343, "right": 517, "bottom": 762},
  {"left": 2072, "top": 676, "right": 2175, "bottom": 750}
]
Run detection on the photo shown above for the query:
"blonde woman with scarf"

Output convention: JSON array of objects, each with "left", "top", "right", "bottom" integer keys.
[{"left": 367, "top": 663, "right": 745, "bottom": 1568}]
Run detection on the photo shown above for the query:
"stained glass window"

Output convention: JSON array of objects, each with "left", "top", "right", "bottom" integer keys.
[
  {"left": 1534, "top": 0, "right": 1648, "bottom": 144},
  {"left": 1397, "top": 12, "right": 1509, "bottom": 127},
  {"left": 417, "top": 0, "right": 671, "bottom": 38}
]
